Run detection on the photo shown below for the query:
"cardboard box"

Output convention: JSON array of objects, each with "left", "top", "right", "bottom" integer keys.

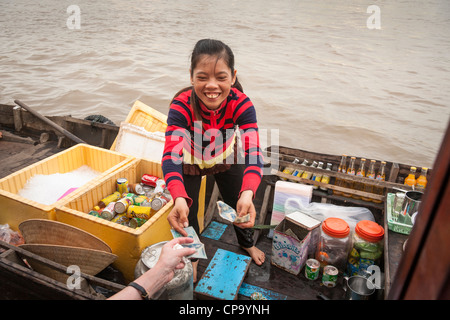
[
  {"left": 271, "top": 211, "right": 321, "bottom": 275},
  {"left": 0, "top": 143, "right": 133, "bottom": 230}
]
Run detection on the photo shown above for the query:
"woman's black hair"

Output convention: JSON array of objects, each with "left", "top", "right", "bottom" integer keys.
[{"left": 172, "top": 39, "right": 243, "bottom": 121}]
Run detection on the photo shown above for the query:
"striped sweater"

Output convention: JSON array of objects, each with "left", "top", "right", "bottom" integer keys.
[{"left": 162, "top": 88, "right": 264, "bottom": 207}]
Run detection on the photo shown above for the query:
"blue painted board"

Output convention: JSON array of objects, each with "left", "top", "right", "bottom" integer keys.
[
  {"left": 195, "top": 248, "right": 251, "bottom": 300},
  {"left": 238, "top": 282, "right": 288, "bottom": 300},
  {"left": 201, "top": 221, "right": 227, "bottom": 240}
]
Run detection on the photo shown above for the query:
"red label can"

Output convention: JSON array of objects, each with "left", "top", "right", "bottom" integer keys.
[{"left": 141, "top": 174, "right": 159, "bottom": 187}]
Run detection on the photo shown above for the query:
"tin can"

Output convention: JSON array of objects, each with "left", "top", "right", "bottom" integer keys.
[
  {"left": 141, "top": 174, "right": 159, "bottom": 187},
  {"left": 151, "top": 195, "right": 169, "bottom": 211},
  {"left": 116, "top": 178, "right": 128, "bottom": 195},
  {"left": 114, "top": 197, "right": 132, "bottom": 214},
  {"left": 128, "top": 183, "right": 144, "bottom": 195},
  {"left": 305, "top": 259, "right": 320, "bottom": 280},
  {"left": 127, "top": 205, "right": 152, "bottom": 220},
  {"left": 133, "top": 195, "right": 149, "bottom": 206},
  {"left": 322, "top": 265, "right": 338, "bottom": 288},
  {"left": 129, "top": 217, "right": 147, "bottom": 229},
  {"left": 111, "top": 213, "right": 130, "bottom": 226},
  {"left": 88, "top": 210, "right": 102, "bottom": 218},
  {"left": 98, "top": 191, "right": 121, "bottom": 208},
  {"left": 101, "top": 202, "right": 117, "bottom": 221}
]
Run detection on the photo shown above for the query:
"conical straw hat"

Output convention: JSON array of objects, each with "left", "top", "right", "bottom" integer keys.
[
  {"left": 18, "top": 244, "right": 117, "bottom": 284},
  {"left": 19, "top": 219, "right": 111, "bottom": 253}
]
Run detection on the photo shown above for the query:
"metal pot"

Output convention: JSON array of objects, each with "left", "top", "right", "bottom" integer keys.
[
  {"left": 343, "top": 275, "right": 375, "bottom": 300},
  {"left": 134, "top": 241, "right": 193, "bottom": 300},
  {"left": 401, "top": 190, "right": 423, "bottom": 217}
]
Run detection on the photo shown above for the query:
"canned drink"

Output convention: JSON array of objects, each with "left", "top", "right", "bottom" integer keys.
[
  {"left": 133, "top": 195, "right": 149, "bottom": 206},
  {"left": 116, "top": 178, "right": 128, "bottom": 195},
  {"left": 153, "top": 179, "right": 166, "bottom": 196},
  {"left": 141, "top": 174, "right": 159, "bottom": 187},
  {"left": 98, "top": 191, "right": 121, "bottom": 208},
  {"left": 111, "top": 213, "right": 130, "bottom": 226},
  {"left": 88, "top": 210, "right": 102, "bottom": 218},
  {"left": 322, "top": 265, "right": 338, "bottom": 288},
  {"left": 127, "top": 205, "right": 152, "bottom": 220},
  {"left": 114, "top": 197, "right": 132, "bottom": 214},
  {"left": 128, "top": 183, "right": 144, "bottom": 195},
  {"left": 140, "top": 200, "right": 152, "bottom": 207},
  {"left": 129, "top": 217, "right": 147, "bottom": 229},
  {"left": 101, "top": 202, "right": 117, "bottom": 221},
  {"left": 305, "top": 259, "right": 320, "bottom": 280},
  {"left": 151, "top": 195, "right": 169, "bottom": 211}
]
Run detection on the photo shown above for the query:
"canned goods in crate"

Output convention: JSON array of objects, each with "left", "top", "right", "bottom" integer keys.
[
  {"left": 114, "top": 197, "right": 132, "bottom": 214},
  {"left": 151, "top": 195, "right": 169, "bottom": 211},
  {"left": 128, "top": 183, "right": 144, "bottom": 195},
  {"left": 129, "top": 217, "right": 147, "bottom": 229},
  {"left": 111, "top": 213, "right": 130, "bottom": 226},
  {"left": 127, "top": 205, "right": 152, "bottom": 220},
  {"left": 101, "top": 202, "right": 117, "bottom": 221},
  {"left": 116, "top": 178, "right": 128, "bottom": 195},
  {"left": 305, "top": 259, "right": 320, "bottom": 280},
  {"left": 98, "top": 191, "right": 121, "bottom": 208},
  {"left": 141, "top": 174, "right": 159, "bottom": 187},
  {"left": 322, "top": 265, "right": 338, "bottom": 288}
]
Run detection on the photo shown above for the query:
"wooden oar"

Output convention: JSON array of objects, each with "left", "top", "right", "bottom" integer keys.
[{"left": 14, "top": 99, "right": 86, "bottom": 144}]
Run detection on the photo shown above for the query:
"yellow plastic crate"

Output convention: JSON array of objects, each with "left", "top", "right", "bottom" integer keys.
[
  {"left": 55, "top": 158, "right": 206, "bottom": 281},
  {"left": 110, "top": 100, "right": 168, "bottom": 151},
  {"left": 0, "top": 143, "right": 134, "bottom": 230},
  {"left": 56, "top": 101, "right": 206, "bottom": 281}
]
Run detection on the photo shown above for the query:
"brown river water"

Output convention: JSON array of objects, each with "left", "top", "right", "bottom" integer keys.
[{"left": 1, "top": 0, "right": 449, "bottom": 168}]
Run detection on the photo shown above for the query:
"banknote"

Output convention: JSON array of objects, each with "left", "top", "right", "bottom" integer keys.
[
  {"left": 170, "top": 226, "right": 207, "bottom": 259},
  {"left": 216, "top": 201, "right": 250, "bottom": 224}
]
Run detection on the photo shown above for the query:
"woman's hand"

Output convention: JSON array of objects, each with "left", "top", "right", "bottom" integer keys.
[
  {"left": 167, "top": 197, "right": 190, "bottom": 236},
  {"left": 234, "top": 190, "right": 256, "bottom": 229}
]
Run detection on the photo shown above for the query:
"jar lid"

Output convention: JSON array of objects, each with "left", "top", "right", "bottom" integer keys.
[
  {"left": 355, "top": 220, "right": 385, "bottom": 242},
  {"left": 322, "top": 217, "right": 350, "bottom": 238}
]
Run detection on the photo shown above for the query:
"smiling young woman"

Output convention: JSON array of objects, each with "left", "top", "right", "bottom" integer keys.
[{"left": 162, "top": 39, "right": 265, "bottom": 281}]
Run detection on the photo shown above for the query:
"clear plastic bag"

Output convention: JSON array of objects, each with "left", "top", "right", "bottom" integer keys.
[
  {"left": 0, "top": 224, "right": 25, "bottom": 253},
  {"left": 284, "top": 199, "right": 375, "bottom": 231}
]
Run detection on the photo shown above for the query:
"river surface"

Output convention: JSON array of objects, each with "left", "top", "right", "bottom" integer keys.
[{"left": 1, "top": 0, "right": 449, "bottom": 168}]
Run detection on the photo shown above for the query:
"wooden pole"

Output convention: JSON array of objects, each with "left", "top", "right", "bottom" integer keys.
[{"left": 14, "top": 100, "right": 86, "bottom": 145}]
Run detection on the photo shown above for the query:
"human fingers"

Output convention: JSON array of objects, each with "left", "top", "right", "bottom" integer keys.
[{"left": 167, "top": 208, "right": 188, "bottom": 236}]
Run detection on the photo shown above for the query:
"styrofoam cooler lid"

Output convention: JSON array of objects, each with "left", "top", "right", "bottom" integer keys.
[{"left": 285, "top": 211, "right": 321, "bottom": 230}]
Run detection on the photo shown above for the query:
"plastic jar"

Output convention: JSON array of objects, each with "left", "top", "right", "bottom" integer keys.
[
  {"left": 347, "top": 220, "right": 384, "bottom": 276},
  {"left": 315, "top": 217, "right": 351, "bottom": 272}
]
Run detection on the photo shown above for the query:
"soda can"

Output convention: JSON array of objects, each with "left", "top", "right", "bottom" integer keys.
[
  {"left": 305, "top": 259, "right": 320, "bottom": 280},
  {"left": 101, "top": 202, "right": 117, "bottom": 221},
  {"left": 98, "top": 191, "right": 121, "bottom": 208},
  {"left": 127, "top": 205, "right": 152, "bottom": 220},
  {"left": 322, "top": 265, "right": 338, "bottom": 288},
  {"left": 133, "top": 195, "right": 149, "bottom": 206},
  {"left": 128, "top": 183, "right": 144, "bottom": 195},
  {"left": 88, "top": 210, "right": 102, "bottom": 218},
  {"left": 129, "top": 217, "right": 147, "bottom": 229},
  {"left": 114, "top": 197, "right": 132, "bottom": 214},
  {"left": 151, "top": 195, "right": 169, "bottom": 211},
  {"left": 116, "top": 178, "right": 128, "bottom": 195},
  {"left": 111, "top": 213, "right": 130, "bottom": 226},
  {"left": 141, "top": 174, "right": 159, "bottom": 187}
]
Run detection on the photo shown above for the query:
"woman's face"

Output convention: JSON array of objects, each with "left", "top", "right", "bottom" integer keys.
[{"left": 191, "top": 55, "right": 237, "bottom": 110}]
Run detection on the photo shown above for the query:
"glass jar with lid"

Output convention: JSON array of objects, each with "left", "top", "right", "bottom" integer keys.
[
  {"left": 315, "top": 217, "right": 351, "bottom": 271},
  {"left": 347, "top": 220, "right": 384, "bottom": 276}
]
